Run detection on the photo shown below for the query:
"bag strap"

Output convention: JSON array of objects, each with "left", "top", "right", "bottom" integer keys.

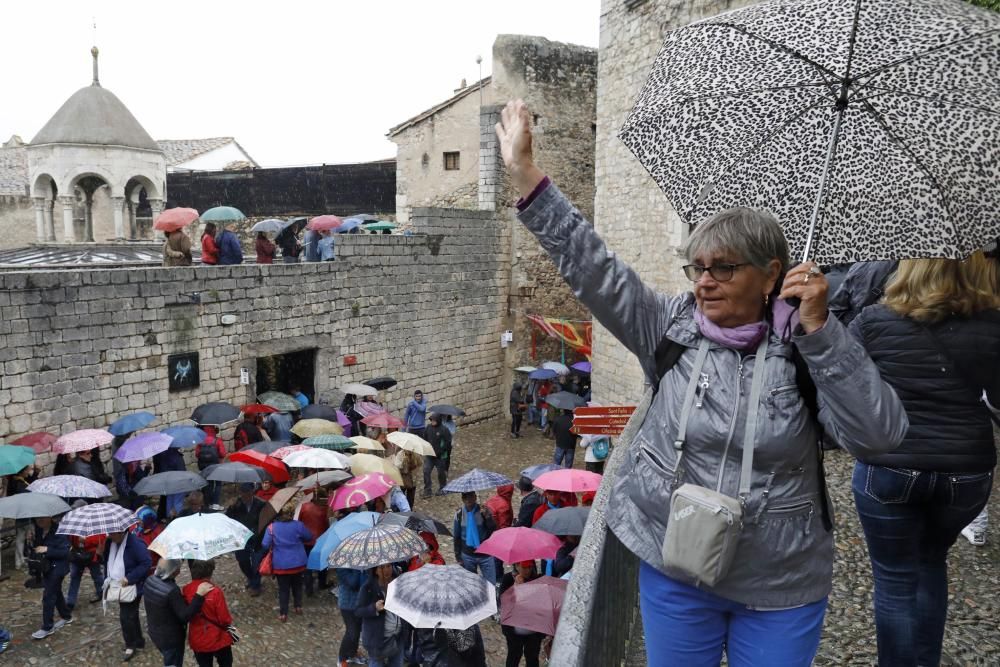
[
  {"left": 672, "top": 338, "right": 711, "bottom": 452},
  {"left": 739, "top": 335, "right": 770, "bottom": 503},
  {"left": 922, "top": 324, "right": 1000, "bottom": 428}
]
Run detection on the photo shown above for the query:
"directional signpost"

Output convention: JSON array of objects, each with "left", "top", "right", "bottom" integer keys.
[{"left": 571, "top": 405, "right": 636, "bottom": 436}]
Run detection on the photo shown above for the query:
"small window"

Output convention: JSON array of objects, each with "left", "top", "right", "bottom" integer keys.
[{"left": 443, "top": 152, "right": 460, "bottom": 170}]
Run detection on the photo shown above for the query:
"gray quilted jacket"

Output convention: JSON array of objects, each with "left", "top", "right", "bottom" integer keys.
[{"left": 518, "top": 184, "right": 908, "bottom": 608}]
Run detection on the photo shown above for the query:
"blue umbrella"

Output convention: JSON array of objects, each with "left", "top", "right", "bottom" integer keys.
[
  {"left": 442, "top": 468, "right": 514, "bottom": 494},
  {"left": 161, "top": 426, "right": 206, "bottom": 449},
  {"left": 528, "top": 369, "right": 558, "bottom": 381},
  {"left": 201, "top": 206, "right": 246, "bottom": 222},
  {"left": 109, "top": 412, "right": 156, "bottom": 436},
  {"left": 334, "top": 220, "right": 361, "bottom": 233},
  {"left": 308, "top": 511, "right": 381, "bottom": 570}
]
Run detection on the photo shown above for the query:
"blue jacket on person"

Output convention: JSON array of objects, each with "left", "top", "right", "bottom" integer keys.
[
  {"left": 318, "top": 234, "right": 336, "bottom": 261},
  {"left": 102, "top": 532, "right": 153, "bottom": 596},
  {"left": 335, "top": 567, "right": 364, "bottom": 611},
  {"left": 261, "top": 519, "right": 312, "bottom": 570},
  {"left": 302, "top": 230, "right": 321, "bottom": 262},
  {"left": 403, "top": 398, "right": 427, "bottom": 431},
  {"left": 217, "top": 229, "right": 243, "bottom": 265},
  {"left": 35, "top": 523, "right": 71, "bottom": 577}
]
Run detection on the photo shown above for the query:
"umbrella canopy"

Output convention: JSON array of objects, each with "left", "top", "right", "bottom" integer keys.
[
  {"left": 363, "top": 221, "right": 396, "bottom": 232},
  {"left": 348, "top": 454, "right": 403, "bottom": 486},
  {"left": 334, "top": 219, "right": 361, "bottom": 233},
  {"left": 240, "top": 403, "right": 278, "bottom": 416},
  {"left": 348, "top": 436, "right": 385, "bottom": 453},
  {"left": 379, "top": 511, "right": 452, "bottom": 537},
  {"left": 200, "top": 206, "right": 246, "bottom": 222},
  {"left": 545, "top": 391, "right": 587, "bottom": 411},
  {"left": 476, "top": 527, "right": 563, "bottom": 563},
  {"left": 149, "top": 512, "right": 253, "bottom": 560},
  {"left": 153, "top": 208, "right": 198, "bottom": 232},
  {"left": 532, "top": 506, "right": 591, "bottom": 537},
  {"left": 303, "top": 434, "right": 355, "bottom": 451},
  {"left": 53, "top": 429, "right": 113, "bottom": 454},
  {"left": 520, "top": 463, "right": 563, "bottom": 481},
  {"left": 619, "top": 0, "right": 1000, "bottom": 264},
  {"left": 202, "top": 462, "right": 269, "bottom": 484},
  {"left": 108, "top": 411, "right": 156, "bottom": 436},
  {"left": 244, "top": 441, "right": 288, "bottom": 456},
  {"left": 272, "top": 444, "right": 312, "bottom": 460},
  {"left": 249, "top": 218, "right": 287, "bottom": 233},
  {"left": 0, "top": 492, "right": 70, "bottom": 519},
  {"left": 528, "top": 368, "right": 558, "bottom": 381},
  {"left": 257, "top": 486, "right": 301, "bottom": 532},
  {"left": 133, "top": 471, "right": 207, "bottom": 497},
  {"left": 296, "top": 470, "right": 353, "bottom": 488},
  {"left": 0, "top": 444, "right": 35, "bottom": 476},
  {"left": 191, "top": 402, "right": 240, "bottom": 426},
  {"left": 341, "top": 383, "right": 378, "bottom": 397},
  {"left": 427, "top": 404, "right": 465, "bottom": 417},
  {"left": 291, "top": 419, "right": 342, "bottom": 438},
  {"left": 386, "top": 564, "right": 497, "bottom": 630},
  {"left": 228, "top": 450, "right": 289, "bottom": 483},
  {"left": 363, "top": 377, "right": 397, "bottom": 391},
  {"left": 533, "top": 469, "right": 602, "bottom": 493},
  {"left": 161, "top": 426, "right": 206, "bottom": 449},
  {"left": 328, "top": 524, "right": 424, "bottom": 569},
  {"left": 282, "top": 448, "right": 349, "bottom": 470},
  {"left": 300, "top": 404, "right": 339, "bottom": 421},
  {"left": 442, "top": 468, "right": 514, "bottom": 494},
  {"left": 329, "top": 472, "right": 396, "bottom": 511},
  {"left": 307, "top": 215, "right": 343, "bottom": 231},
  {"left": 386, "top": 432, "right": 436, "bottom": 457},
  {"left": 571, "top": 361, "right": 592, "bottom": 374},
  {"left": 10, "top": 432, "right": 56, "bottom": 454},
  {"left": 113, "top": 432, "right": 172, "bottom": 463},
  {"left": 258, "top": 391, "right": 301, "bottom": 413},
  {"left": 29, "top": 475, "right": 112, "bottom": 499},
  {"left": 307, "top": 511, "right": 380, "bottom": 570},
  {"left": 361, "top": 412, "right": 405, "bottom": 430},
  {"left": 542, "top": 361, "right": 570, "bottom": 375},
  {"left": 57, "top": 502, "right": 140, "bottom": 537},
  {"left": 514, "top": 366, "right": 537, "bottom": 374},
  {"left": 499, "top": 576, "right": 568, "bottom": 636}
]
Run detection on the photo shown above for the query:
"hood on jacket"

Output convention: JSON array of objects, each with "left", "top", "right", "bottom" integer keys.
[
  {"left": 496, "top": 484, "right": 514, "bottom": 502},
  {"left": 419, "top": 531, "right": 439, "bottom": 553}
]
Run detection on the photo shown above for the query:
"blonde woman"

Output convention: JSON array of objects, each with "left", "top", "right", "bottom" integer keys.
[{"left": 849, "top": 252, "right": 1000, "bottom": 667}]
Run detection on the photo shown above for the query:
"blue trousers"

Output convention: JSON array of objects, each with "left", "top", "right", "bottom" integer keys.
[
  {"left": 553, "top": 446, "right": 575, "bottom": 469},
  {"left": 166, "top": 493, "right": 184, "bottom": 516},
  {"left": 460, "top": 552, "right": 497, "bottom": 587},
  {"left": 66, "top": 560, "right": 104, "bottom": 608},
  {"left": 639, "top": 562, "right": 826, "bottom": 667},
  {"left": 234, "top": 546, "right": 263, "bottom": 591}
]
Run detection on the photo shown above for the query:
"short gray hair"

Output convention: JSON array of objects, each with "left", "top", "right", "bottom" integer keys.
[{"left": 684, "top": 208, "right": 789, "bottom": 272}]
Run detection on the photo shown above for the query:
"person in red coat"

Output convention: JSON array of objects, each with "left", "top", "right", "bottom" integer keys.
[
  {"left": 297, "top": 494, "right": 330, "bottom": 595},
  {"left": 201, "top": 223, "right": 219, "bottom": 265},
  {"left": 531, "top": 490, "right": 565, "bottom": 526},
  {"left": 183, "top": 559, "right": 235, "bottom": 667},
  {"left": 484, "top": 484, "right": 515, "bottom": 530},
  {"left": 254, "top": 479, "right": 278, "bottom": 502},
  {"left": 255, "top": 232, "right": 276, "bottom": 264},
  {"left": 407, "top": 532, "right": 446, "bottom": 571}
]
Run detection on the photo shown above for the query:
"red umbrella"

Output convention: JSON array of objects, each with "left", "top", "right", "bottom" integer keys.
[
  {"left": 153, "top": 208, "right": 199, "bottom": 232},
  {"left": 307, "top": 215, "right": 343, "bottom": 231},
  {"left": 240, "top": 403, "right": 278, "bottom": 416},
  {"left": 229, "top": 450, "right": 289, "bottom": 483},
  {"left": 500, "top": 576, "right": 568, "bottom": 636},
  {"left": 361, "top": 413, "right": 405, "bottom": 429},
  {"left": 11, "top": 432, "right": 57, "bottom": 454},
  {"left": 475, "top": 527, "right": 562, "bottom": 563},
  {"left": 533, "top": 469, "right": 602, "bottom": 493}
]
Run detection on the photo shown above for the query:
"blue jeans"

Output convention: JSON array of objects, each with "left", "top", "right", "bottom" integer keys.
[
  {"left": 852, "top": 461, "right": 993, "bottom": 667},
  {"left": 159, "top": 644, "right": 185, "bottom": 666},
  {"left": 234, "top": 545, "right": 264, "bottom": 591},
  {"left": 460, "top": 552, "right": 498, "bottom": 587},
  {"left": 368, "top": 649, "right": 403, "bottom": 667},
  {"left": 639, "top": 562, "right": 826, "bottom": 667},
  {"left": 166, "top": 493, "right": 184, "bottom": 516},
  {"left": 553, "top": 446, "right": 574, "bottom": 469},
  {"left": 540, "top": 409, "right": 548, "bottom": 429},
  {"left": 527, "top": 405, "right": 538, "bottom": 425},
  {"left": 66, "top": 560, "right": 105, "bottom": 608},
  {"left": 42, "top": 568, "right": 72, "bottom": 631}
]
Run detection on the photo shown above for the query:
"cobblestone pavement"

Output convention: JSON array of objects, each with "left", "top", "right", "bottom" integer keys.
[{"left": 0, "top": 419, "right": 996, "bottom": 665}]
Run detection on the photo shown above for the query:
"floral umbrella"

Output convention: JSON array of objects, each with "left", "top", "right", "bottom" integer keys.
[
  {"left": 28, "top": 475, "right": 112, "bottom": 499},
  {"left": 53, "top": 429, "right": 113, "bottom": 454}
]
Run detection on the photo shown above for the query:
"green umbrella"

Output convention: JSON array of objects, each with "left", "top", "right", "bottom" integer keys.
[
  {"left": 0, "top": 444, "right": 35, "bottom": 475},
  {"left": 363, "top": 222, "right": 396, "bottom": 232},
  {"left": 303, "top": 434, "right": 356, "bottom": 451},
  {"left": 257, "top": 391, "right": 301, "bottom": 413},
  {"left": 200, "top": 206, "right": 246, "bottom": 222}
]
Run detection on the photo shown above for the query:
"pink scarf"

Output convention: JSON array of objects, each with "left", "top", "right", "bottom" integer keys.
[{"left": 694, "top": 299, "right": 800, "bottom": 350}]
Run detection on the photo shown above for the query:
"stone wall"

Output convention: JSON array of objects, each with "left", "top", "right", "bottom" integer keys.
[
  {"left": 0, "top": 207, "right": 508, "bottom": 471},
  {"left": 590, "top": 0, "right": 752, "bottom": 404},
  {"left": 0, "top": 196, "right": 37, "bottom": 250}
]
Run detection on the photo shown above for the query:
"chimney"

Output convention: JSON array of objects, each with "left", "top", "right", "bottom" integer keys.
[{"left": 454, "top": 78, "right": 468, "bottom": 93}]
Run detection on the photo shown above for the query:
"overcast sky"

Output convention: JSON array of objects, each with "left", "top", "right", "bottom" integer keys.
[{"left": 0, "top": 1, "right": 600, "bottom": 167}]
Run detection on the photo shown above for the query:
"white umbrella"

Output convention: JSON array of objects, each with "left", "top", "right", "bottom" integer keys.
[
  {"left": 514, "top": 366, "right": 537, "bottom": 373},
  {"left": 386, "top": 564, "right": 497, "bottom": 630},
  {"left": 283, "top": 448, "right": 349, "bottom": 470},
  {"left": 386, "top": 432, "right": 436, "bottom": 457},
  {"left": 340, "top": 383, "right": 378, "bottom": 397},
  {"left": 349, "top": 436, "right": 385, "bottom": 453},
  {"left": 542, "top": 361, "right": 570, "bottom": 376},
  {"left": 148, "top": 512, "right": 252, "bottom": 560}
]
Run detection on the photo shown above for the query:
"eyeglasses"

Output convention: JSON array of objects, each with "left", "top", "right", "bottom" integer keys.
[{"left": 682, "top": 263, "right": 751, "bottom": 283}]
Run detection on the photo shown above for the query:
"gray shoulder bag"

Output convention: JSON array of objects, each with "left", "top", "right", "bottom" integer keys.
[{"left": 661, "top": 335, "right": 769, "bottom": 587}]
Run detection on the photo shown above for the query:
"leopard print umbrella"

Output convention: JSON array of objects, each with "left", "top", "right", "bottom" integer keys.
[{"left": 620, "top": 0, "right": 1000, "bottom": 264}]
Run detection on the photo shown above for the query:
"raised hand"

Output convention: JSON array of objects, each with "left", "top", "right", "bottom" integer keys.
[
  {"left": 778, "top": 262, "right": 829, "bottom": 334},
  {"left": 495, "top": 99, "right": 546, "bottom": 198}
]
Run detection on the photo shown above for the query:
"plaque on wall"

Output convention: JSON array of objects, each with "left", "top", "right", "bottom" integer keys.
[{"left": 167, "top": 352, "right": 200, "bottom": 391}]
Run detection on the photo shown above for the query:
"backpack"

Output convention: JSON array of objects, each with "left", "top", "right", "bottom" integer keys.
[
  {"left": 197, "top": 438, "right": 221, "bottom": 468},
  {"left": 590, "top": 437, "right": 610, "bottom": 461},
  {"left": 653, "top": 335, "right": 833, "bottom": 532}
]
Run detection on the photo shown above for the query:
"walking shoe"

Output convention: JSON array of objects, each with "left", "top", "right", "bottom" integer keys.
[
  {"left": 347, "top": 658, "right": 367, "bottom": 665},
  {"left": 961, "top": 525, "right": 986, "bottom": 546},
  {"left": 90, "top": 594, "right": 103, "bottom": 604},
  {"left": 123, "top": 648, "right": 136, "bottom": 661},
  {"left": 31, "top": 627, "right": 54, "bottom": 640},
  {"left": 52, "top": 617, "right": 72, "bottom": 631}
]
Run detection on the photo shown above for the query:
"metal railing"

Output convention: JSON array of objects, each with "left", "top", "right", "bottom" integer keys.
[{"left": 550, "top": 391, "right": 651, "bottom": 666}]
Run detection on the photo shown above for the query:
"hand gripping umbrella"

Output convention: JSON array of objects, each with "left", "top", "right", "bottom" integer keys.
[
  {"left": 620, "top": 0, "right": 1000, "bottom": 263},
  {"left": 386, "top": 564, "right": 497, "bottom": 630}
]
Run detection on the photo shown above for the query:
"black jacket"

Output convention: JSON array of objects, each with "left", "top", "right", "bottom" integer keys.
[
  {"left": 33, "top": 524, "right": 70, "bottom": 577},
  {"left": 226, "top": 497, "right": 266, "bottom": 548},
  {"left": 425, "top": 423, "right": 453, "bottom": 459},
  {"left": 829, "top": 260, "right": 898, "bottom": 326},
  {"left": 143, "top": 575, "right": 204, "bottom": 650},
  {"left": 850, "top": 305, "right": 1000, "bottom": 472},
  {"left": 515, "top": 491, "right": 543, "bottom": 528}
]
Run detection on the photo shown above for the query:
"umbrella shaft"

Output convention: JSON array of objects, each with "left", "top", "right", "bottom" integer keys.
[{"left": 802, "top": 108, "right": 844, "bottom": 263}]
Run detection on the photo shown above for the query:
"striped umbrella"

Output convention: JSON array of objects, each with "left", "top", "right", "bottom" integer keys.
[
  {"left": 386, "top": 564, "right": 497, "bottom": 630},
  {"left": 113, "top": 432, "right": 172, "bottom": 463},
  {"left": 442, "top": 468, "right": 514, "bottom": 494},
  {"left": 291, "top": 419, "right": 342, "bottom": 438},
  {"left": 303, "top": 434, "right": 355, "bottom": 451},
  {"left": 327, "top": 523, "right": 425, "bottom": 570},
  {"left": 53, "top": 429, "right": 113, "bottom": 454},
  {"left": 28, "top": 475, "right": 112, "bottom": 499},
  {"left": 57, "top": 503, "right": 140, "bottom": 537}
]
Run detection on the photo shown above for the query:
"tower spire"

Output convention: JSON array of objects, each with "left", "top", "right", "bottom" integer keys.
[{"left": 91, "top": 46, "right": 100, "bottom": 87}]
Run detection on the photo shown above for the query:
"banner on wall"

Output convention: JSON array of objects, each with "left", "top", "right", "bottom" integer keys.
[{"left": 525, "top": 314, "right": 592, "bottom": 359}]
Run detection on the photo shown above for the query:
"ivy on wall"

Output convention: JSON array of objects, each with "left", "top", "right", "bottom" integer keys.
[{"left": 967, "top": 0, "right": 1000, "bottom": 10}]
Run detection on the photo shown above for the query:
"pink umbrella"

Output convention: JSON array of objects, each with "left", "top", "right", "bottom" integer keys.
[
  {"left": 533, "top": 469, "right": 603, "bottom": 493},
  {"left": 361, "top": 412, "right": 405, "bottom": 429},
  {"left": 500, "top": 576, "right": 568, "bottom": 636},
  {"left": 476, "top": 527, "right": 563, "bottom": 563},
  {"left": 271, "top": 445, "right": 311, "bottom": 460},
  {"left": 307, "top": 215, "right": 343, "bottom": 231},
  {"left": 153, "top": 208, "right": 199, "bottom": 232},
  {"left": 53, "top": 429, "right": 113, "bottom": 454},
  {"left": 329, "top": 472, "right": 395, "bottom": 511},
  {"left": 11, "top": 432, "right": 57, "bottom": 454},
  {"left": 355, "top": 401, "right": 387, "bottom": 417}
]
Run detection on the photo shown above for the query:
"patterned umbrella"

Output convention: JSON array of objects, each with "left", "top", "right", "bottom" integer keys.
[
  {"left": 340, "top": 383, "right": 378, "bottom": 398},
  {"left": 0, "top": 492, "right": 71, "bottom": 519},
  {"left": 520, "top": 463, "right": 562, "bottom": 481},
  {"left": 28, "top": 475, "right": 112, "bottom": 499},
  {"left": 282, "top": 448, "right": 349, "bottom": 470},
  {"left": 328, "top": 473, "right": 396, "bottom": 511},
  {"left": 386, "top": 564, "right": 497, "bottom": 630},
  {"left": 108, "top": 412, "right": 156, "bottom": 436},
  {"left": 348, "top": 436, "right": 385, "bottom": 453},
  {"left": 499, "top": 576, "right": 568, "bottom": 636},
  {"left": 296, "top": 470, "right": 353, "bottom": 488},
  {"left": 303, "top": 434, "right": 356, "bottom": 451},
  {"left": 291, "top": 419, "right": 342, "bottom": 438},
  {"left": 348, "top": 454, "right": 403, "bottom": 486},
  {"left": 229, "top": 450, "right": 289, "bottom": 483},
  {"left": 57, "top": 503, "right": 140, "bottom": 537},
  {"left": 307, "top": 511, "right": 380, "bottom": 570},
  {"left": 272, "top": 445, "right": 312, "bottom": 460},
  {"left": 113, "top": 432, "right": 172, "bottom": 463},
  {"left": 191, "top": 402, "right": 240, "bottom": 426},
  {"left": 148, "top": 512, "right": 252, "bottom": 560},
  {"left": 354, "top": 401, "right": 387, "bottom": 417},
  {"left": 442, "top": 468, "right": 514, "bottom": 494},
  {"left": 533, "top": 469, "right": 602, "bottom": 493},
  {"left": 386, "top": 432, "right": 436, "bottom": 457},
  {"left": 475, "top": 527, "right": 563, "bottom": 563},
  {"left": 201, "top": 462, "right": 269, "bottom": 484},
  {"left": 258, "top": 391, "right": 301, "bottom": 413},
  {"left": 361, "top": 412, "right": 405, "bottom": 430},
  {"left": 161, "top": 426, "right": 206, "bottom": 449},
  {"left": 379, "top": 511, "right": 452, "bottom": 537},
  {"left": 619, "top": 0, "right": 1000, "bottom": 264},
  {"left": 200, "top": 206, "right": 246, "bottom": 222},
  {"left": 10, "top": 432, "right": 57, "bottom": 454},
  {"left": 327, "top": 523, "right": 425, "bottom": 569},
  {"left": 53, "top": 429, "right": 113, "bottom": 454},
  {"left": 0, "top": 445, "right": 35, "bottom": 476},
  {"left": 133, "top": 471, "right": 207, "bottom": 496},
  {"left": 532, "top": 507, "right": 592, "bottom": 537}
]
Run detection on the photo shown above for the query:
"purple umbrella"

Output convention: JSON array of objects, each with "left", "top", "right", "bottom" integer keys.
[
  {"left": 114, "top": 432, "right": 172, "bottom": 463},
  {"left": 571, "top": 361, "right": 592, "bottom": 374},
  {"left": 336, "top": 409, "right": 352, "bottom": 427}
]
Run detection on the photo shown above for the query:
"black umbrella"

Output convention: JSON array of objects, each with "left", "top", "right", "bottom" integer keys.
[
  {"left": 133, "top": 471, "right": 208, "bottom": 496},
  {"left": 301, "top": 404, "right": 339, "bottom": 421},
  {"left": 191, "top": 402, "right": 241, "bottom": 425},
  {"left": 545, "top": 392, "right": 587, "bottom": 411},
  {"left": 532, "top": 506, "right": 591, "bottom": 537},
  {"left": 364, "top": 377, "right": 397, "bottom": 391},
  {"left": 201, "top": 462, "right": 269, "bottom": 483},
  {"left": 245, "top": 441, "right": 288, "bottom": 455},
  {"left": 428, "top": 404, "right": 465, "bottom": 417},
  {"left": 379, "top": 510, "right": 452, "bottom": 537}
]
